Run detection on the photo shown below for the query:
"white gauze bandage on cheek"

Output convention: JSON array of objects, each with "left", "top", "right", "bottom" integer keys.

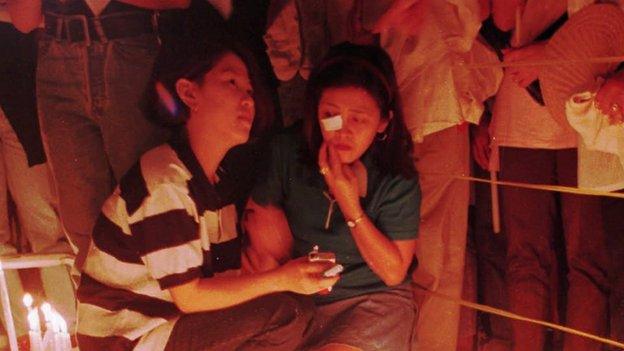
[{"left": 320, "top": 115, "right": 343, "bottom": 131}]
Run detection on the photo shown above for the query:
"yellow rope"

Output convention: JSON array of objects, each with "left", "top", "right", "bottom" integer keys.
[
  {"left": 413, "top": 285, "right": 624, "bottom": 349},
  {"left": 421, "top": 172, "right": 624, "bottom": 199},
  {"left": 457, "top": 55, "right": 624, "bottom": 69},
  {"left": 415, "top": 173, "right": 624, "bottom": 346}
]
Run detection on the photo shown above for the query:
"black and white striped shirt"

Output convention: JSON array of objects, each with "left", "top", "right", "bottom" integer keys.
[{"left": 77, "top": 136, "right": 241, "bottom": 351}]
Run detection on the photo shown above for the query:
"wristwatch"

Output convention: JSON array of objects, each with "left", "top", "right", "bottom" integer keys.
[{"left": 346, "top": 214, "right": 365, "bottom": 228}]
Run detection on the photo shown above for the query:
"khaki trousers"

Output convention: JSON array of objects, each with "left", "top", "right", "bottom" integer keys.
[{"left": 412, "top": 126, "right": 470, "bottom": 351}]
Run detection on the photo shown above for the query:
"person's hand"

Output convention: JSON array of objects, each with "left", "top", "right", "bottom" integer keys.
[
  {"left": 241, "top": 246, "right": 280, "bottom": 274},
  {"left": 371, "top": 0, "right": 429, "bottom": 35},
  {"left": 595, "top": 72, "right": 624, "bottom": 125},
  {"left": 471, "top": 124, "right": 491, "bottom": 170},
  {"left": 276, "top": 257, "right": 339, "bottom": 295},
  {"left": 318, "top": 142, "right": 362, "bottom": 219},
  {"left": 503, "top": 42, "right": 546, "bottom": 88}
]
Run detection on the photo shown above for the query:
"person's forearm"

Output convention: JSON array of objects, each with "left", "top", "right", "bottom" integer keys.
[
  {"left": 7, "top": 0, "right": 42, "bottom": 33},
  {"left": 244, "top": 200, "right": 293, "bottom": 264},
  {"left": 347, "top": 212, "right": 410, "bottom": 286},
  {"left": 170, "top": 270, "right": 286, "bottom": 313},
  {"left": 117, "top": 0, "right": 190, "bottom": 9}
]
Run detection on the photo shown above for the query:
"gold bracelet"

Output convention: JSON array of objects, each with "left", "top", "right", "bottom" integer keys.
[{"left": 346, "top": 214, "right": 365, "bottom": 228}]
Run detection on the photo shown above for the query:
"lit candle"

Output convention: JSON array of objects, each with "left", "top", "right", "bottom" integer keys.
[
  {"left": 41, "top": 303, "right": 55, "bottom": 351},
  {"left": 28, "top": 309, "right": 43, "bottom": 351},
  {"left": 22, "top": 293, "right": 33, "bottom": 308},
  {"left": 51, "top": 312, "right": 70, "bottom": 351},
  {"left": 22, "top": 293, "right": 33, "bottom": 313},
  {"left": 57, "top": 314, "right": 71, "bottom": 351}
]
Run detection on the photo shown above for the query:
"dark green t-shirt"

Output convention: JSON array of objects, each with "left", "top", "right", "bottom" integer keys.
[{"left": 252, "top": 130, "right": 421, "bottom": 303}]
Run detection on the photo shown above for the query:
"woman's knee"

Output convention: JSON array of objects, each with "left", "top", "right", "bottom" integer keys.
[{"left": 260, "top": 293, "right": 315, "bottom": 331}]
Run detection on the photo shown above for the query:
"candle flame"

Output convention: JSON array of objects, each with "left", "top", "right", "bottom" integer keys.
[{"left": 22, "top": 293, "right": 33, "bottom": 308}]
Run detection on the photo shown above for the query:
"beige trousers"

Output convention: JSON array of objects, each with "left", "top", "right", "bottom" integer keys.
[{"left": 412, "top": 126, "right": 470, "bottom": 351}]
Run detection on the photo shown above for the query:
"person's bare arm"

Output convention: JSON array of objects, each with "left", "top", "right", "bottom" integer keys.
[
  {"left": 169, "top": 257, "right": 337, "bottom": 313},
  {"left": 319, "top": 143, "right": 416, "bottom": 286},
  {"left": 6, "top": 0, "right": 42, "bottom": 33}
]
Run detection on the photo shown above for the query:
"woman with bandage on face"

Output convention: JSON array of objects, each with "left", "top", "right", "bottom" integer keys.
[{"left": 245, "top": 42, "right": 421, "bottom": 351}]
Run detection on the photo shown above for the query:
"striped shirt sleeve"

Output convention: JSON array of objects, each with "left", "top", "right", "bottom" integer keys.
[{"left": 129, "top": 183, "right": 203, "bottom": 289}]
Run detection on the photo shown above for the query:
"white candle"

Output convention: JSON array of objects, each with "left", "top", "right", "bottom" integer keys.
[
  {"left": 52, "top": 312, "right": 71, "bottom": 351},
  {"left": 41, "top": 303, "right": 55, "bottom": 351},
  {"left": 57, "top": 314, "right": 71, "bottom": 351},
  {"left": 28, "top": 309, "right": 43, "bottom": 351}
]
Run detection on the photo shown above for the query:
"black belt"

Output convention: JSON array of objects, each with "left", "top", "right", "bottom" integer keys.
[{"left": 44, "top": 11, "right": 157, "bottom": 44}]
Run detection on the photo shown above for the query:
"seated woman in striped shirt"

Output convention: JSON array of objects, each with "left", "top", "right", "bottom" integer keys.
[
  {"left": 76, "top": 39, "right": 339, "bottom": 351},
  {"left": 246, "top": 43, "right": 421, "bottom": 351}
]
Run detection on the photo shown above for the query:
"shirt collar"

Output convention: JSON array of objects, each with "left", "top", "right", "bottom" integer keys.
[{"left": 168, "top": 131, "right": 225, "bottom": 212}]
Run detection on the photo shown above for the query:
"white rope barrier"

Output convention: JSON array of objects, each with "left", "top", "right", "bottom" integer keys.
[
  {"left": 413, "top": 284, "right": 624, "bottom": 349},
  {"left": 0, "top": 253, "right": 74, "bottom": 270},
  {"left": 457, "top": 55, "right": 624, "bottom": 69},
  {"left": 423, "top": 172, "right": 624, "bottom": 199},
  {"left": 415, "top": 172, "right": 624, "bottom": 347}
]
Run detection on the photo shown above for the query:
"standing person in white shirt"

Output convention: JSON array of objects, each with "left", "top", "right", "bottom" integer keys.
[
  {"left": 560, "top": 2, "right": 624, "bottom": 344},
  {"left": 565, "top": 68, "right": 624, "bottom": 347},
  {"left": 473, "top": 1, "right": 610, "bottom": 350},
  {"left": 373, "top": 1, "right": 501, "bottom": 350}
]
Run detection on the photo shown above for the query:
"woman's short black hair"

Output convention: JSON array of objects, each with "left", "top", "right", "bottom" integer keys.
[
  {"left": 302, "top": 42, "right": 416, "bottom": 178},
  {"left": 148, "top": 36, "right": 275, "bottom": 140}
]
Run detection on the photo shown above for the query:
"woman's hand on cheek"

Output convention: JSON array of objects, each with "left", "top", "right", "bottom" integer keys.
[{"left": 319, "top": 142, "right": 362, "bottom": 218}]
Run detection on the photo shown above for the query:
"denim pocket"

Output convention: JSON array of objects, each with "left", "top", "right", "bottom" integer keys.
[
  {"left": 37, "top": 37, "right": 54, "bottom": 60},
  {"left": 109, "top": 33, "right": 159, "bottom": 63}
]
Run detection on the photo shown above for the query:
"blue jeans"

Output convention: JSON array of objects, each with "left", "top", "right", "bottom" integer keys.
[{"left": 36, "top": 34, "right": 169, "bottom": 269}]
